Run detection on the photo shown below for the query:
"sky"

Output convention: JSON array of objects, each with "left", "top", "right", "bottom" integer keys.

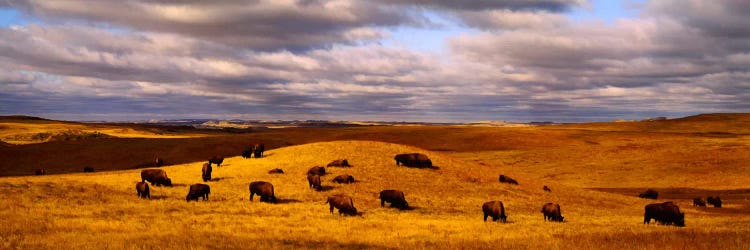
[{"left": 0, "top": 0, "right": 747, "bottom": 122}]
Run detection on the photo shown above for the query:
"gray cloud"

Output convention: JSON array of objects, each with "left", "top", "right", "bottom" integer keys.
[{"left": 377, "top": 0, "right": 584, "bottom": 12}]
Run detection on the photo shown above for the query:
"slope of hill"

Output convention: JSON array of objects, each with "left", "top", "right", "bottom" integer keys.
[{"left": 1, "top": 141, "right": 748, "bottom": 249}]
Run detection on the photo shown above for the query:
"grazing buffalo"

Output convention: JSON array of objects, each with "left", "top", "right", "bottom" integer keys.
[
  {"left": 201, "top": 163, "right": 212, "bottom": 182},
  {"left": 136, "top": 181, "right": 150, "bottom": 199},
  {"left": 307, "top": 174, "right": 322, "bottom": 191},
  {"left": 332, "top": 174, "right": 355, "bottom": 184},
  {"left": 249, "top": 181, "right": 277, "bottom": 203},
  {"left": 644, "top": 202, "right": 684, "bottom": 227},
  {"left": 241, "top": 149, "right": 253, "bottom": 159},
  {"left": 327, "top": 159, "right": 350, "bottom": 167},
  {"left": 268, "top": 168, "right": 284, "bottom": 174},
  {"left": 307, "top": 166, "right": 326, "bottom": 176},
  {"left": 253, "top": 144, "right": 265, "bottom": 158},
  {"left": 543, "top": 185, "right": 552, "bottom": 192},
  {"left": 327, "top": 194, "right": 358, "bottom": 216},
  {"left": 380, "top": 190, "right": 408, "bottom": 209},
  {"left": 482, "top": 201, "right": 507, "bottom": 222},
  {"left": 141, "top": 169, "right": 172, "bottom": 186},
  {"left": 707, "top": 196, "right": 722, "bottom": 208},
  {"left": 34, "top": 168, "right": 45, "bottom": 175},
  {"left": 186, "top": 183, "right": 210, "bottom": 202},
  {"left": 693, "top": 197, "right": 706, "bottom": 207},
  {"left": 155, "top": 157, "right": 164, "bottom": 167},
  {"left": 208, "top": 156, "right": 224, "bottom": 167},
  {"left": 498, "top": 175, "right": 519, "bottom": 185},
  {"left": 394, "top": 153, "right": 432, "bottom": 168},
  {"left": 542, "top": 203, "right": 564, "bottom": 222},
  {"left": 638, "top": 189, "right": 658, "bottom": 199},
  {"left": 83, "top": 167, "right": 95, "bottom": 172}
]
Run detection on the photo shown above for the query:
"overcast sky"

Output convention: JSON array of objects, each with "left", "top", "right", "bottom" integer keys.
[{"left": 0, "top": 0, "right": 747, "bottom": 122}]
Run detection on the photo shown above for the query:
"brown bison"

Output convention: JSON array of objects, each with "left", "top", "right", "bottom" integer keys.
[
  {"left": 186, "top": 183, "right": 210, "bottom": 202},
  {"left": 34, "top": 168, "right": 45, "bottom": 175},
  {"left": 394, "top": 153, "right": 432, "bottom": 168},
  {"left": 253, "top": 144, "right": 265, "bottom": 158},
  {"left": 208, "top": 156, "right": 224, "bottom": 167},
  {"left": 644, "top": 202, "right": 684, "bottom": 227},
  {"left": 249, "top": 181, "right": 277, "bottom": 203},
  {"left": 83, "top": 167, "right": 95, "bottom": 172},
  {"left": 307, "top": 166, "right": 326, "bottom": 175},
  {"left": 201, "top": 163, "right": 212, "bottom": 182},
  {"left": 542, "top": 203, "right": 564, "bottom": 222},
  {"left": 326, "top": 194, "right": 358, "bottom": 216},
  {"left": 543, "top": 185, "right": 551, "bottom": 192},
  {"left": 332, "top": 174, "right": 355, "bottom": 184},
  {"left": 498, "top": 175, "right": 519, "bottom": 185},
  {"left": 136, "top": 181, "right": 150, "bottom": 199},
  {"left": 693, "top": 197, "right": 706, "bottom": 207},
  {"left": 307, "top": 173, "right": 322, "bottom": 191},
  {"left": 327, "top": 159, "right": 350, "bottom": 167},
  {"left": 380, "top": 190, "right": 408, "bottom": 209},
  {"left": 241, "top": 149, "right": 253, "bottom": 158},
  {"left": 268, "top": 168, "right": 284, "bottom": 174},
  {"left": 141, "top": 169, "right": 172, "bottom": 186},
  {"left": 482, "top": 201, "right": 507, "bottom": 222},
  {"left": 638, "top": 189, "right": 658, "bottom": 199},
  {"left": 707, "top": 196, "right": 722, "bottom": 208}
]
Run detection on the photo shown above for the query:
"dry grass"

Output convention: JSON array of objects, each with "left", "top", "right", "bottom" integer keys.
[{"left": 2, "top": 141, "right": 750, "bottom": 249}]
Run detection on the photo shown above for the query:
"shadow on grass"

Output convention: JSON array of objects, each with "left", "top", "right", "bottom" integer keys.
[
  {"left": 273, "top": 198, "right": 302, "bottom": 204},
  {"left": 207, "top": 177, "right": 233, "bottom": 182},
  {"left": 316, "top": 186, "right": 335, "bottom": 192}
]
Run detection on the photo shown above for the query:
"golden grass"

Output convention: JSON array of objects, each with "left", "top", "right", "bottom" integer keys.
[
  {"left": 2, "top": 141, "right": 749, "bottom": 249},
  {"left": 0, "top": 121, "right": 206, "bottom": 144}
]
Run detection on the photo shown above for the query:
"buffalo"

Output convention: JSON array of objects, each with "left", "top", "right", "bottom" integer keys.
[
  {"left": 707, "top": 196, "right": 722, "bottom": 208},
  {"left": 542, "top": 203, "right": 564, "bottom": 222},
  {"left": 498, "top": 175, "right": 519, "bottom": 185},
  {"left": 693, "top": 197, "right": 706, "bottom": 207},
  {"left": 327, "top": 159, "right": 350, "bottom": 167},
  {"left": 638, "top": 189, "right": 658, "bottom": 199},
  {"left": 208, "top": 156, "right": 224, "bottom": 167},
  {"left": 380, "top": 190, "right": 408, "bottom": 209},
  {"left": 326, "top": 194, "right": 358, "bottom": 216},
  {"left": 186, "top": 183, "right": 210, "bottom": 202},
  {"left": 482, "top": 201, "right": 507, "bottom": 222},
  {"left": 543, "top": 185, "right": 551, "bottom": 192},
  {"left": 394, "top": 153, "right": 432, "bottom": 168},
  {"left": 201, "top": 163, "right": 212, "bottom": 182},
  {"left": 307, "top": 166, "right": 326, "bottom": 176},
  {"left": 268, "top": 168, "right": 284, "bottom": 174},
  {"left": 141, "top": 169, "right": 172, "bottom": 186},
  {"left": 307, "top": 173, "right": 322, "bottom": 191},
  {"left": 253, "top": 144, "right": 265, "bottom": 158},
  {"left": 332, "top": 174, "right": 355, "bottom": 184},
  {"left": 249, "top": 181, "right": 277, "bottom": 203},
  {"left": 241, "top": 149, "right": 253, "bottom": 159},
  {"left": 83, "top": 167, "right": 95, "bottom": 173},
  {"left": 34, "top": 168, "right": 45, "bottom": 175},
  {"left": 155, "top": 157, "right": 164, "bottom": 167},
  {"left": 644, "top": 202, "right": 684, "bottom": 227},
  {"left": 136, "top": 181, "right": 150, "bottom": 199}
]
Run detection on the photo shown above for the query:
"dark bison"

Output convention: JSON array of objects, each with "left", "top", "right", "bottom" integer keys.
[
  {"left": 136, "top": 181, "right": 150, "bottom": 199},
  {"left": 693, "top": 197, "right": 706, "bottom": 207},
  {"left": 394, "top": 153, "right": 432, "bottom": 168},
  {"left": 638, "top": 189, "right": 658, "bottom": 199},
  {"left": 332, "top": 174, "right": 355, "bottom": 184},
  {"left": 34, "top": 168, "right": 45, "bottom": 175},
  {"left": 327, "top": 194, "right": 358, "bottom": 216},
  {"left": 707, "top": 196, "right": 722, "bottom": 208},
  {"left": 186, "top": 183, "right": 210, "bottom": 202},
  {"left": 249, "top": 181, "right": 277, "bottom": 203},
  {"left": 141, "top": 169, "right": 172, "bottom": 186},
  {"left": 307, "top": 166, "right": 326, "bottom": 175},
  {"left": 155, "top": 157, "right": 164, "bottom": 167},
  {"left": 201, "top": 163, "right": 212, "bottom": 182},
  {"left": 241, "top": 149, "right": 253, "bottom": 159},
  {"left": 253, "top": 144, "right": 265, "bottom": 158},
  {"left": 542, "top": 203, "right": 564, "bottom": 222},
  {"left": 380, "top": 190, "right": 408, "bottom": 209},
  {"left": 498, "top": 175, "right": 519, "bottom": 185},
  {"left": 644, "top": 202, "right": 684, "bottom": 227},
  {"left": 268, "top": 168, "right": 284, "bottom": 174},
  {"left": 83, "top": 167, "right": 95, "bottom": 172},
  {"left": 482, "top": 201, "right": 507, "bottom": 222},
  {"left": 208, "top": 156, "right": 224, "bottom": 167},
  {"left": 543, "top": 185, "right": 551, "bottom": 192},
  {"left": 307, "top": 173, "right": 322, "bottom": 191},
  {"left": 327, "top": 159, "right": 350, "bottom": 167}
]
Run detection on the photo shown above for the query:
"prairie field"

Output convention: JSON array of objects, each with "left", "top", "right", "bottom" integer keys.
[{"left": 1, "top": 114, "right": 749, "bottom": 249}]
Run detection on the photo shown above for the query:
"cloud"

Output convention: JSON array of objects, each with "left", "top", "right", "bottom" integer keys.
[{"left": 377, "top": 0, "right": 585, "bottom": 12}]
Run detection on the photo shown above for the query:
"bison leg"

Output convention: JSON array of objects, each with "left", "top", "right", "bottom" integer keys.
[
  {"left": 644, "top": 215, "right": 651, "bottom": 224},
  {"left": 250, "top": 192, "right": 255, "bottom": 201},
  {"left": 330, "top": 204, "right": 335, "bottom": 214},
  {"left": 483, "top": 213, "right": 488, "bottom": 222},
  {"left": 381, "top": 199, "right": 385, "bottom": 207}
]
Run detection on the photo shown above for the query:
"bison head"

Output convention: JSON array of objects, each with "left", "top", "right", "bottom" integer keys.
[
  {"left": 164, "top": 178, "right": 173, "bottom": 187},
  {"left": 675, "top": 213, "right": 685, "bottom": 227}
]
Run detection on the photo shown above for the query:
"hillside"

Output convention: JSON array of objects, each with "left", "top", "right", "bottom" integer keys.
[{"left": 1, "top": 141, "right": 749, "bottom": 249}]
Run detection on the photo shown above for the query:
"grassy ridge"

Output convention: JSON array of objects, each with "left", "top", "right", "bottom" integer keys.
[{"left": 2, "top": 141, "right": 749, "bottom": 249}]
